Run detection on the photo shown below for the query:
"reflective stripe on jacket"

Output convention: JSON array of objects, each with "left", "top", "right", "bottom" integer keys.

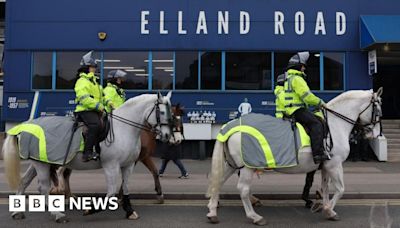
[
  {"left": 283, "top": 69, "right": 322, "bottom": 116},
  {"left": 103, "top": 83, "right": 126, "bottom": 113},
  {"left": 74, "top": 72, "right": 104, "bottom": 112},
  {"left": 274, "top": 85, "right": 285, "bottom": 118}
]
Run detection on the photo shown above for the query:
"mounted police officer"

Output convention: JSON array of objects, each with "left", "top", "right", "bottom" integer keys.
[
  {"left": 74, "top": 51, "right": 104, "bottom": 162},
  {"left": 104, "top": 69, "right": 127, "bottom": 112},
  {"left": 283, "top": 52, "right": 330, "bottom": 164},
  {"left": 274, "top": 74, "right": 286, "bottom": 118}
]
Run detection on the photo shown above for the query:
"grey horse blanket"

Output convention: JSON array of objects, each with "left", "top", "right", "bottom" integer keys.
[
  {"left": 7, "top": 116, "right": 83, "bottom": 165},
  {"left": 216, "top": 113, "right": 310, "bottom": 169}
]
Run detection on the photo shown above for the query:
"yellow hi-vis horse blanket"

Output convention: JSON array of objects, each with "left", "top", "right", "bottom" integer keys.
[
  {"left": 7, "top": 116, "right": 84, "bottom": 165},
  {"left": 216, "top": 113, "right": 310, "bottom": 169}
]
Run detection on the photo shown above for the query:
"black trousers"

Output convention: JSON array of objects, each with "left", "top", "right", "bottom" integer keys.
[
  {"left": 292, "top": 108, "right": 324, "bottom": 156},
  {"left": 75, "top": 111, "right": 101, "bottom": 153}
]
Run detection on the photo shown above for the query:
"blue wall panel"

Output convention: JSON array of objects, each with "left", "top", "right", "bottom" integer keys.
[{"left": 6, "top": 0, "right": 400, "bottom": 51}]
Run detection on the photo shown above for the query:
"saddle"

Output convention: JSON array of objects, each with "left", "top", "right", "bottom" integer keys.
[
  {"left": 285, "top": 114, "right": 330, "bottom": 154},
  {"left": 74, "top": 114, "right": 110, "bottom": 151}
]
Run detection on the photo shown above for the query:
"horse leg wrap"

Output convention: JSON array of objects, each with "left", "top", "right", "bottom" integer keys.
[{"left": 122, "top": 195, "right": 134, "bottom": 218}]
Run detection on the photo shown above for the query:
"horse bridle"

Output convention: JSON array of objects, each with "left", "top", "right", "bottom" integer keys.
[
  {"left": 107, "top": 100, "right": 174, "bottom": 143},
  {"left": 145, "top": 100, "right": 174, "bottom": 139},
  {"left": 324, "top": 92, "right": 383, "bottom": 135},
  {"left": 171, "top": 115, "right": 185, "bottom": 141}
]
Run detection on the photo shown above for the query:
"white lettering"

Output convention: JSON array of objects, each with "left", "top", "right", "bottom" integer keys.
[
  {"left": 315, "top": 12, "right": 326, "bottom": 35},
  {"left": 178, "top": 11, "right": 187, "bottom": 34},
  {"left": 82, "top": 197, "right": 91, "bottom": 210},
  {"left": 218, "top": 11, "right": 229, "bottom": 34},
  {"left": 336, "top": 12, "right": 346, "bottom": 35},
  {"left": 141, "top": 11, "right": 150, "bottom": 34},
  {"left": 196, "top": 11, "right": 208, "bottom": 34},
  {"left": 295, "top": 11, "right": 305, "bottom": 35},
  {"left": 274, "top": 11, "right": 285, "bottom": 35},
  {"left": 92, "top": 197, "right": 109, "bottom": 210},
  {"left": 159, "top": 11, "right": 168, "bottom": 34},
  {"left": 108, "top": 197, "right": 119, "bottom": 211},
  {"left": 240, "top": 11, "right": 250, "bottom": 34},
  {"left": 69, "top": 197, "right": 80, "bottom": 210}
]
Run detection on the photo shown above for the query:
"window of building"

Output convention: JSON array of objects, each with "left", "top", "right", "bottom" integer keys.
[
  {"left": 152, "top": 52, "right": 173, "bottom": 90},
  {"left": 175, "top": 52, "right": 199, "bottom": 90},
  {"left": 32, "top": 52, "right": 52, "bottom": 89},
  {"left": 201, "top": 52, "right": 221, "bottom": 90},
  {"left": 323, "top": 52, "right": 344, "bottom": 90},
  {"left": 226, "top": 52, "right": 271, "bottom": 90},
  {"left": 102, "top": 52, "right": 149, "bottom": 90},
  {"left": 274, "top": 52, "right": 320, "bottom": 90},
  {"left": 56, "top": 52, "right": 87, "bottom": 89}
]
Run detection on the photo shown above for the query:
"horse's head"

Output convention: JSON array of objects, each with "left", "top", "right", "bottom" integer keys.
[
  {"left": 169, "top": 103, "right": 185, "bottom": 145},
  {"left": 146, "top": 91, "right": 174, "bottom": 143},
  {"left": 358, "top": 87, "right": 383, "bottom": 139}
]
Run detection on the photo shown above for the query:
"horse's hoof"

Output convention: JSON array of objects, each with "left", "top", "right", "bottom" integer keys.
[
  {"left": 208, "top": 216, "right": 219, "bottom": 224},
  {"left": 56, "top": 217, "right": 69, "bottom": 223},
  {"left": 254, "top": 218, "right": 267, "bottom": 226},
  {"left": 12, "top": 212, "right": 25, "bottom": 220},
  {"left": 156, "top": 195, "right": 164, "bottom": 204},
  {"left": 253, "top": 200, "right": 263, "bottom": 207},
  {"left": 128, "top": 211, "right": 140, "bottom": 220},
  {"left": 311, "top": 202, "right": 323, "bottom": 213},
  {"left": 328, "top": 214, "right": 340, "bottom": 221}
]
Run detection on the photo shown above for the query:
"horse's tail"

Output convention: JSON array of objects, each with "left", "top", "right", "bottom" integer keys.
[
  {"left": 206, "top": 140, "right": 225, "bottom": 198},
  {"left": 3, "top": 135, "right": 21, "bottom": 190}
]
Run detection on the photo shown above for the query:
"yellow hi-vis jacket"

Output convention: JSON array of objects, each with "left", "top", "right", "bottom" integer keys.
[
  {"left": 103, "top": 83, "right": 126, "bottom": 113},
  {"left": 274, "top": 85, "right": 285, "bottom": 118},
  {"left": 74, "top": 72, "right": 104, "bottom": 112},
  {"left": 283, "top": 69, "right": 323, "bottom": 116}
]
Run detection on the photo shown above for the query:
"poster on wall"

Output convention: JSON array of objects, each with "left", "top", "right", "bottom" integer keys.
[{"left": 368, "top": 50, "right": 377, "bottom": 75}]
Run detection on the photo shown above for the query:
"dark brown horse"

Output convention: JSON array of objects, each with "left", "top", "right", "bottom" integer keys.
[{"left": 50, "top": 104, "right": 185, "bottom": 204}]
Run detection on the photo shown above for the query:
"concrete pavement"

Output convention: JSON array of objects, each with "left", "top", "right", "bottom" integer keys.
[{"left": 0, "top": 159, "right": 399, "bottom": 199}]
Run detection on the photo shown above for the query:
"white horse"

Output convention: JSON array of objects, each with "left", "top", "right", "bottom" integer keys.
[
  {"left": 3, "top": 92, "right": 176, "bottom": 223},
  {"left": 206, "top": 89, "right": 383, "bottom": 225}
]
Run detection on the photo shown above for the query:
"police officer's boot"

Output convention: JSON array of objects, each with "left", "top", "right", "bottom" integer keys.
[
  {"left": 313, "top": 151, "right": 330, "bottom": 164},
  {"left": 92, "top": 144, "right": 100, "bottom": 161},
  {"left": 82, "top": 150, "right": 92, "bottom": 162}
]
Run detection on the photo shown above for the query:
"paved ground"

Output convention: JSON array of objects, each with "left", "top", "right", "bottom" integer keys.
[
  {"left": 0, "top": 199, "right": 399, "bottom": 228},
  {"left": 0, "top": 159, "right": 400, "bottom": 199}
]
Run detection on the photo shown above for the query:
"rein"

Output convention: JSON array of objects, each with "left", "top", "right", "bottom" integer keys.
[
  {"left": 322, "top": 95, "right": 382, "bottom": 152},
  {"left": 104, "top": 101, "right": 168, "bottom": 145}
]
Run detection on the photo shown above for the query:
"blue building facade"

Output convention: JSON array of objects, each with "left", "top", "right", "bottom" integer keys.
[{"left": 4, "top": 0, "right": 400, "bottom": 141}]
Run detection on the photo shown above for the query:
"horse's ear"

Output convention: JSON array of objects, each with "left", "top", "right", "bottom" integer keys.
[
  {"left": 377, "top": 87, "right": 383, "bottom": 97},
  {"left": 166, "top": 91, "right": 172, "bottom": 100},
  {"left": 157, "top": 91, "right": 162, "bottom": 101}
]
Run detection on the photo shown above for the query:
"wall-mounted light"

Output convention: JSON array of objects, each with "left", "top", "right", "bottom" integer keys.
[{"left": 384, "top": 43, "right": 390, "bottom": 52}]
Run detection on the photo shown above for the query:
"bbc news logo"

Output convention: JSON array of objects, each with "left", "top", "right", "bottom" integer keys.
[{"left": 9, "top": 195, "right": 119, "bottom": 212}]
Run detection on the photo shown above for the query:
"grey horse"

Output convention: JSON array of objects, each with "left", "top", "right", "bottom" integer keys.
[{"left": 3, "top": 92, "right": 174, "bottom": 223}]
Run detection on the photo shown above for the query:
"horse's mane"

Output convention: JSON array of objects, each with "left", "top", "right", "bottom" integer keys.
[
  {"left": 327, "top": 90, "right": 372, "bottom": 107},
  {"left": 121, "top": 94, "right": 157, "bottom": 108}
]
